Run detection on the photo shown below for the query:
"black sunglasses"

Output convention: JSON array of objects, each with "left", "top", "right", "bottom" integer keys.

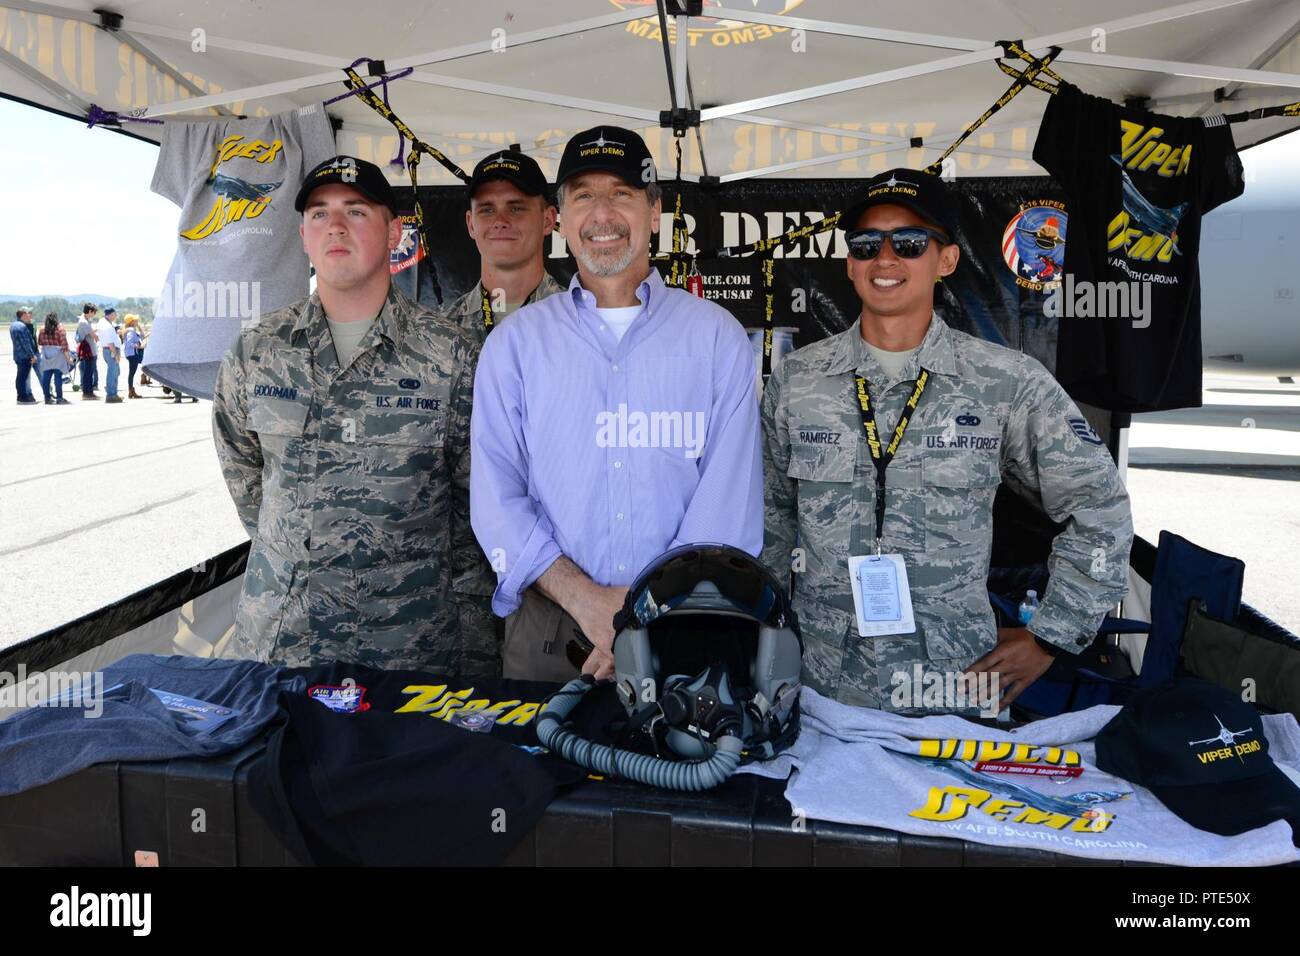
[{"left": 846, "top": 227, "right": 950, "bottom": 260}]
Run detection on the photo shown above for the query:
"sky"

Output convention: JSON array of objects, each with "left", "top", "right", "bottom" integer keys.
[{"left": 0, "top": 97, "right": 178, "bottom": 299}]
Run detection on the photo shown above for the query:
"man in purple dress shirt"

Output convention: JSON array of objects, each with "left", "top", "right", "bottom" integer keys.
[{"left": 470, "top": 127, "right": 763, "bottom": 682}]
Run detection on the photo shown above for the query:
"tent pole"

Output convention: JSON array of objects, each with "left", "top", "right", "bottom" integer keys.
[
  {"left": 1052, "top": 49, "right": 1300, "bottom": 89},
  {"left": 713, "top": 134, "right": 1031, "bottom": 184},
  {"left": 403, "top": 72, "right": 659, "bottom": 124},
  {"left": 717, "top": 141, "right": 902, "bottom": 183},
  {"left": 112, "top": 29, "right": 237, "bottom": 117},
  {"left": 0, "top": 44, "right": 91, "bottom": 114},
  {"left": 701, "top": 0, "right": 1273, "bottom": 123},
  {"left": 673, "top": 14, "right": 689, "bottom": 112},
  {"left": 701, "top": 48, "right": 1002, "bottom": 122},
  {"left": 708, "top": 0, "right": 1253, "bottom": 52},
  {"left": 83, "top": 7, "right": 649, "bottom": 118},
  {"left": 733, "top": 113, "right": 1024, "bottom": 150},
  {"left": 1203, "top": 12, "right": 1300, "bottom": 108},
  {"left": 707, "top": 113, "right": 1029, "bottom": 171},
  {"left": 1027, "top": 0, "right": 1254, "bottom": 49}
]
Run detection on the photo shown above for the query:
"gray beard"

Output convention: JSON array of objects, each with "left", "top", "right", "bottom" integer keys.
[{"left": 575, "top": 243, "right": 638, "bottom": 278}]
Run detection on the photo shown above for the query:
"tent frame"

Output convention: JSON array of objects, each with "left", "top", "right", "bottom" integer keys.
[{"left": 1, "top": 0, "right": 1299, "bottom": 185}]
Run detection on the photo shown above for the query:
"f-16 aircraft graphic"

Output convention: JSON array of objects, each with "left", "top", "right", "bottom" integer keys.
[
  {"left": 905, "top": 755, "right": 1131, "bottom": 818},
  {"left": 1187, "top": 714, "right": 1254, "bottom": 748},
  {"left": 879, "top": 173, "right": 915, "bottom": 191},
  {"left": 581, "top": 131, "right": 625, "bottom": 150},
  {"left": 1109, "top": 154, "right": 1188, "bottom": 254},
  {"left": 209, "top": 173, "right": 282, "bottom": 202}
]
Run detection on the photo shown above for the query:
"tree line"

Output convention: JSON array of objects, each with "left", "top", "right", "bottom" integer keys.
[{"left": 2, "top": 296, "right": 155, "bottom": 326}]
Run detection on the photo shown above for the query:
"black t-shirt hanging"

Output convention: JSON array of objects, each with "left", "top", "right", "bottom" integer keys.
[{"left": 1033, "top": 80, "right": 1244, "bottom": 412}]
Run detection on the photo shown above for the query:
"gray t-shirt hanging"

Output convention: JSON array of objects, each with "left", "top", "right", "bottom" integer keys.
[{"left": 146, "top": 103, "right": 335, "bottom": 399}]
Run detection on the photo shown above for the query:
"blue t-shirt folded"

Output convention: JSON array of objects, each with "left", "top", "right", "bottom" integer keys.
[{"left": 0, "top": 655, "right": 303, "bottom": 796}]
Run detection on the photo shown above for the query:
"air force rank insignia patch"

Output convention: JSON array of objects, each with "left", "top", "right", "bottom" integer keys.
[{"left": 1067, "top": 416, "right": 1104, "bottom": 445}]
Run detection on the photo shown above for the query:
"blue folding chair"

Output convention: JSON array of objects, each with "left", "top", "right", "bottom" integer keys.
[{"left": 1001, "top": 531, "right": 1245, "bottom": 718}]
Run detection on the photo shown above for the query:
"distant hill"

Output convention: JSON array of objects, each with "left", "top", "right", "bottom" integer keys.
[
  {"left": 1, "top": 294, "right": 157, "bottom": 325},
  {"left": 0, "top": 293, "right": 150, "bottom": 306}
]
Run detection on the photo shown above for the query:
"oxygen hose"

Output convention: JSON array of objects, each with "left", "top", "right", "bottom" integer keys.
[{"left": 536, "top": 677, "right": 744, "bottom": 792}]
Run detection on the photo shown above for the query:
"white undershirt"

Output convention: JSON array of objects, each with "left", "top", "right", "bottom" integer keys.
[
  {"left": 864, "top": 340, "right": 921, "bottom": 383},
  {"left": 326, "top": 315, "right": 376, "bottom": 369},
  {"left": 595, "top": 306, "right": 641, "bottom": 343}
]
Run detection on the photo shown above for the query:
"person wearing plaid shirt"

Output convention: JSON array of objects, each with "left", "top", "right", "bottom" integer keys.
[{"left": 37, "top": 315, "right": 73, "bottom": 404}]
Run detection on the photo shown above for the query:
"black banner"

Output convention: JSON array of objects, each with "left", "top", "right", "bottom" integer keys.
[{"left": 394, "top": 176, "right": 1069, "bottom": 375}]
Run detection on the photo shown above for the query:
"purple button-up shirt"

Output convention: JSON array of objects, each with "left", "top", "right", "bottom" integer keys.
[{"left": 471, "top": 268, "right": 763, "bottom": 616}]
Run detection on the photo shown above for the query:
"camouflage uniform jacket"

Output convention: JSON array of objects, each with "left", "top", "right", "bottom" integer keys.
[
  {"left": 442, "top": 271, "right": 566, "bottom": 345},
  {"left": 761, "top": 314, "right": 1133, "bottom": 709},
  {"left": 212, "top": 284, "right": 492, "bottom": 672},
  {"left": 438, "top": 269, "right": 566, "bottom": 643}
]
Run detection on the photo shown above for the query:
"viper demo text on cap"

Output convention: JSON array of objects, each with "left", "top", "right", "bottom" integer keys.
[
  {"left": 468, "top": 150, "right": 550, "bottom": 202},
  {"left": 1096, "top": 678, "right": 1300, "bottom": 842},
  {"left": 294, "top": 156, "right": 399, "bottom": 216},
  {"left": 841, "top": 168, "right": 958, "bottom": 239},
  {"left": 556, "top": 127, "right": 656, "bottom": 189}
]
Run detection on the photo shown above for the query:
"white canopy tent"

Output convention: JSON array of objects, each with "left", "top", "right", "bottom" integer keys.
[
  {"left": 2, "top": 0, "right": 1299, "bottom": 185},
  {"left": 0, "top": 0, "right": 1297, "bottom": 790}
]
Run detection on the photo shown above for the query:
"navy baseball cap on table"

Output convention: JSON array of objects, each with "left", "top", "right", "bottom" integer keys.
[
  {"left": 556, "top": 126, "right": 656, "bottom": 189},
  {"left": 1096, "top": 679, "right": 1300, "bottom": 843},
  {"left": 294, "top": 156, "right": 398, "bottom": 215},
  {"left": 468, "top": 150, "right": 550, "bottom": 202},
  {"left": 841, "top": 168, "right": 958, "bottom": 239}
]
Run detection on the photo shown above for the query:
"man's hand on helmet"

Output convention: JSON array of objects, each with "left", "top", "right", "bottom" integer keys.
[
  {"left": 573, "top": 583, "right": 629, "bottom": 658},
  {"left": 581, "top": 647, "right": 616, "bottom": 681}
]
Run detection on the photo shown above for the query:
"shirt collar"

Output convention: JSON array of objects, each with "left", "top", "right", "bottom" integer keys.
[
  {"left": 292, "top": 284, "right": 404, "bottom": 351},
  {"left": 566, "top": 265, "right": 662, "bottom": 311},
  {"left": 821, "top": 312, "right": 957, "bottom": 381}
]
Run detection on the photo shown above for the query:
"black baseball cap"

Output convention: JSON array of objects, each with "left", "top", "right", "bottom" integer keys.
[
  {"left": 556, "top": 126, "right": 656, "bottom": 189},
  {"left": 1096, "top": 679, "right": 1300, "bottom": 842},
  {"left": 841, "top": 168, "right": 958, "bottom": 239},
  {"left": 294, "top": 156, "right": 398, "bottom": 215},
  {"left": 468, "top": 150, "right": 550, "bottom": 203}
]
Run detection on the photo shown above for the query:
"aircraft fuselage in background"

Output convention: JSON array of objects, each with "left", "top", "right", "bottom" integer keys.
[{"left": 1200, "top": 131, "right": 1300, "bottom": 380}]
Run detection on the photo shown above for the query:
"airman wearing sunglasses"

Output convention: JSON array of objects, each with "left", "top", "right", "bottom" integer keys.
[{"left": 760, "top": 168, "right": 1132, "bottom": 714}]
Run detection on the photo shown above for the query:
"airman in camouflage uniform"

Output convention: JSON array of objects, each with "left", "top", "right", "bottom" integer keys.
[
  {"left": 762, "top": 169, "right": 1133, "bottom": 712},
  {"left": 212, "top": 156, "right": 495, "bottom": 673},
  {"left": 442, "top": 149, "right": 563, "bottom": 653},
  {"left": 443, "top": 271, "right": 566, "bottom": 344}
]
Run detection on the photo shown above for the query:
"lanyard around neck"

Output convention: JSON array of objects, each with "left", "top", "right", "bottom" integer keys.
[{"left": 853, "top": 369, "right": 931, "bottom": 554}]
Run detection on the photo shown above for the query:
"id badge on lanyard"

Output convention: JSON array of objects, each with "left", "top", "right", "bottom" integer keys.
[{"left": 845, "top": 370, "right": 929, "bottom": 638}]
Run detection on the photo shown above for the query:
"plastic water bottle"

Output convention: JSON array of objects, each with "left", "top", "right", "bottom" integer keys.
[{"left": 1018, "top": 590, "right": 1040, "bottom": 626}]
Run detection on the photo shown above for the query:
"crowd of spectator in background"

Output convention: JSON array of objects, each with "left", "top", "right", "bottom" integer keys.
[{"left": 9, "top": 303, "right": 197, "bottom": 405}]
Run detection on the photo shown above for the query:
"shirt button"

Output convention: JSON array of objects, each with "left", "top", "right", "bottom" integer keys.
[
  {"left": 613, "top": 461, "right": 622, "bottom": 469},
  {"left": 617, "top": 513, "right": 624, "bottom": 520},
  {"left": 612, "top": 364, "right": 619, "bottom": 372},
  {"left": 618, "top": 564, "right": 626, "bottom": 572}
]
